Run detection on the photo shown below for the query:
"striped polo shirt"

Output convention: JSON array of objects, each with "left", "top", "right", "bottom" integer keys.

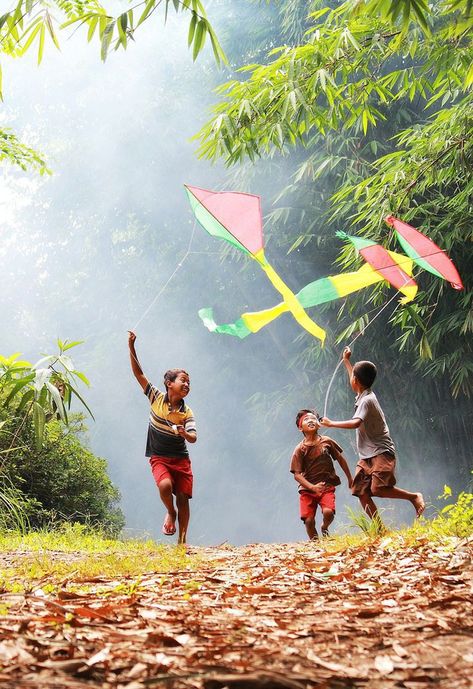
[{"left": 144, "top": 383, "right": 196, "bottom": 458}]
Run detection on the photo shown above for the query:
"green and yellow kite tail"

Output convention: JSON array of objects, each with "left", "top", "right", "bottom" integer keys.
[{"left": 198, "top": 258, "right": 416, "bottom": 339}]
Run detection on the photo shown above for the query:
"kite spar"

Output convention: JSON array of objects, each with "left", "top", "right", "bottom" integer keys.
[{"left": 185, "top": 185, "right": 327, "bottom": 343}]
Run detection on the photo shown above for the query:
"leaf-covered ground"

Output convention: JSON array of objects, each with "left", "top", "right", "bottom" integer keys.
[{"left": 0, "top": 536, "right": 472, "bottom": 689}]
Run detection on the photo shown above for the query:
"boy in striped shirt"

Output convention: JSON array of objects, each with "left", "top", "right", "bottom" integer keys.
[{"left": 128, "top": 331, "right": 197, "bottom": 544}]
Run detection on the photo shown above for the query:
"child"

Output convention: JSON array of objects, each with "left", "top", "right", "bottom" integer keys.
[
  {"left": 320, "top": 347, "right": 424, "bottom": 526},
  {"left": 290, "top": 409, "right": 353, "bottom": 540},
  {"left": 128, "top": 331, "right": 197, "bottom": 544}
]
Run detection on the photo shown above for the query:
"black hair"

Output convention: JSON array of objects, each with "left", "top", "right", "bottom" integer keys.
[
  {"left": 295, "top": 408, "right": 319, "bottom": 428},
  {"left": 352, "top": 360, "right": 377, "bottom": 388},
  {"left": 163, "top": 368, "right": 189, "bottom": 390}
]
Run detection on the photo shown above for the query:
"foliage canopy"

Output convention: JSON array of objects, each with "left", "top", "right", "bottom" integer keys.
[
  {"left": 0, "top": 0, "right": 225, "bottom": 173},
  {"left": 196, "top": 0, "right": 473, "bottom": 398}
]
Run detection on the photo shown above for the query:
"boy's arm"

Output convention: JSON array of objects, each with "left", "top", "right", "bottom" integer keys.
[
  {"left": 176, "top": 426, "right": 197, "bottom": 443},
  {"left": 128, "top": 331, "right": 149, "bottom": 392},
  {"left": 293, "top": 472, "right": 325, "bottom": 495},
  {"left": 342, "top": 346, "right": 354, "bottom": 379},
  {"left": 320, "top": 417, "right": 362, "bottom": 429},
  {"left": 334, "top": 452, "right": 353, "bottom": 488}
]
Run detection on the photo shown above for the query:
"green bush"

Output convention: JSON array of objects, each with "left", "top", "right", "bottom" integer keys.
[
  {"left": 0, "top": 412, "right": 124, "bottom": 537},
  {"left": 432, "top": 485, "right": 473, "bottom": 538}
]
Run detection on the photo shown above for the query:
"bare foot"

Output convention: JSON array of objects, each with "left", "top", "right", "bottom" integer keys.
[
  {"left": 162, "top": 511, "right": 176, "bottom": 536},
  {"left": 413, "top": 493, "right": 425, "bottom": 517}
]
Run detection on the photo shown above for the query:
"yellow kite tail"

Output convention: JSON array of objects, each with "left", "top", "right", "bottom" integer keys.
[{"left": 253, "top": 250, "right": 326, "bottom": 343}]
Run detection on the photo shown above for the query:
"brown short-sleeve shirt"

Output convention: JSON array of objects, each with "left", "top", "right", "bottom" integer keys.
[{"left": 290, "top": 436, "right": 344, "bottom": 491}]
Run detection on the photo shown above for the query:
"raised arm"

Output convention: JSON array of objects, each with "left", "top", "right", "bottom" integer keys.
[
  {"left": 342, "top": 346, "right": 354, "bottom": 380},
  {"left": 128, "top": 331, "right": 149, "bottom": 391}
]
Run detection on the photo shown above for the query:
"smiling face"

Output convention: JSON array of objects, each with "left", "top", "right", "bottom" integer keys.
[
  {"left": 164, "top": 369, "right": 190, "bottom": 399},
  {"left": 300, "top": 412, "right": 320, "bottom": 435}
]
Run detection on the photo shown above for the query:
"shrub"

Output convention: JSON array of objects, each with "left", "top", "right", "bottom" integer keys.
[{"left": 0, "top": 412, "right": 124, "bottom": 537}]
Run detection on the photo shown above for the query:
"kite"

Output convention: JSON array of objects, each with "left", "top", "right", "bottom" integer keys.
[
  {"left": 186, "top": 184, "right": 463, "bottom": 342},
  {"left": 385, "top": 216, "right": 463, "bottom": 290},
  {"left": 335, "top": 231, "right": 419, "bottom": 303},
  {"left": 185, "top": 185, "right": 327, "bottom": 343}
]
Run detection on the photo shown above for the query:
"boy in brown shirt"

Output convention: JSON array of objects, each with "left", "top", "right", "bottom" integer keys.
[{"left": 290, "top": 409, "right": 353, "bottom": 540}]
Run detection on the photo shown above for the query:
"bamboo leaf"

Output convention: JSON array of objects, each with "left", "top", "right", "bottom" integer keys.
[
  {"left": 188, "top": 11, "right": 197, "bottom": 47},
  {"left": 192, "top": 19, "right": 206, "bottom": 61},
  {"left": 137, "top": 0, "right": 156, "bottom": 28},
  {"left": 37, "top": 23, "right": 45, "bottom": 65},
  {"left": 101, "top": 20, "right": 114, "bottom": 61}
]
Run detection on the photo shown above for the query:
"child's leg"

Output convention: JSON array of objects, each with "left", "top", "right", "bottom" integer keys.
[
  {"left": 150, "top": 458, "right": 177, "bottom": 535},
  {"left": 304, "top": 515, "right": 318, "bottom": 540},
  {"left": 176, "top": 492, "right": 190, "bottom": 544},
  {"left": 372, "top": 486, "right": 425, "bottom": 516},
  {"left": 319, "top": 487, "right": 336, "bottom": 536},
  {"left": 300, "top": 492, "right": 318, "bottom": 540},
  {"left": 321, "top": 508, "right": 334, "bottom": 536},
  {"left": 358, "top": 493, "right": 379, "bottom": 519},
  {"left": 158, "top": 478, "right": 177, "bottom": 534}
]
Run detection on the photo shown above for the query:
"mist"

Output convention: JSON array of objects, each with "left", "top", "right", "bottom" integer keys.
[{"left": 1, "top": 2, "right": 466, "bottom": 546}]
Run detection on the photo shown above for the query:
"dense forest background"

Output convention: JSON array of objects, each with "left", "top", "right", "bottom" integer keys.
[{"left": 1, "top": 0, "right": 471, "bottom": 544}]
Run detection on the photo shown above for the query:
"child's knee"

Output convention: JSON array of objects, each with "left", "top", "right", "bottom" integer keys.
[
  {"left": 158, "top": 478, "right": 173, "bottom": 494},
  {"left": 322, "top": 508, "right": 334, "bottom": 521},
  {"left": 303, "top": 515, "right": 315, "bottom": 528}
]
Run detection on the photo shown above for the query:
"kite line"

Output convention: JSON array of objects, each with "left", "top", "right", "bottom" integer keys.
[{"left": 131, "top": 221, "right": 199, "bottom": 332}]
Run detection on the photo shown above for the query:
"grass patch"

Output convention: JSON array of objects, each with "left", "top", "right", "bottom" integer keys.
[{"left": 0, "top": 522, "right": 201, "bottom": 593}]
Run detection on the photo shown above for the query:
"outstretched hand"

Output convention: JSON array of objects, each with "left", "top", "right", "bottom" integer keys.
[
  {"left": 319, "top": 417, "right": 332, "bottom": 427},
  {"left": 128, "top": 331, "right": 137, "bottom": 347},
  {"left": 342, "top": 346, "right": 351, "bottom": 361}
]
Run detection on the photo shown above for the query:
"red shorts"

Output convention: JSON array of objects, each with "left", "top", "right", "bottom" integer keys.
[
  {"left": 299, "top": 486, "right": 336, "bottom": 521},
  {"left": 149, "top": 455, "right": 193, "bottom": 498}
]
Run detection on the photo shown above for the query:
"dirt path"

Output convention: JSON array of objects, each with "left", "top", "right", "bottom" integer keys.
[{"left": 0, "top": 536, "right": 471, "bottom": 688}]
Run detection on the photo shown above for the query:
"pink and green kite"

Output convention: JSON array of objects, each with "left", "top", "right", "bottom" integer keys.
[{"left": 185, "top": 185, "right": 463, "bottom": 343}]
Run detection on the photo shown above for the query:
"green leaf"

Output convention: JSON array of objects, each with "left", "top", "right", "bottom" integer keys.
[
  {"left": 188, "top": 11, "right": 197, "bottom": 47},
  {"left": 37, "top": 23, "right": 45, "bottom": 65},
  {"left": 72, "top": 370, "right": 90, "bottom": 387},
  {"left": 33, "top": 401, "right": 46, "bottom": 449},
  {"left": 60, "top": 340, "right": 84, "bottom": 352},
  {"left": 464, "top": 61, "right": 473, "bottom": 88},
  {"left": 44, "top": 10, "right": 60, "bottom": 50},
  {"left": 137, "top": 0, "right": 155, "bottom": 29},
  {"left": 19, "top": 20, "right": 42, "bottom": 56},
  {"left": 192, "top": 19, "right": 206, "bottom": 61},
  {"left": 68, "top": 383, "right": 95, "bottom": 421},
  {"left": 87, "top": 14, "right": 99, "bottom": 42},
  {"left": 4, "top": 376, "right": 35, "bottom": 406},
  {"left": 101, "top": 20, "right": 114, "bottom": 61}
]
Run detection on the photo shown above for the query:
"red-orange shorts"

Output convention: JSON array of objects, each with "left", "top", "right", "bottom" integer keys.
[
  {"left": 149, "top": 455, "right": 193, "bottom": 498},
  {"left": 299, "top": 486, "right": 336, "bottom": 521},
  {"left": 351, "top": 452, "right": 396, "bottom": 497}
]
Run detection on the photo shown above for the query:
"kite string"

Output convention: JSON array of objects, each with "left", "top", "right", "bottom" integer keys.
[
  {"left": 131, "top": 220, "right": 198, "bottom": 333},
  {"left": 322, "top": 283, "right": 407, "bottom": 419}
]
